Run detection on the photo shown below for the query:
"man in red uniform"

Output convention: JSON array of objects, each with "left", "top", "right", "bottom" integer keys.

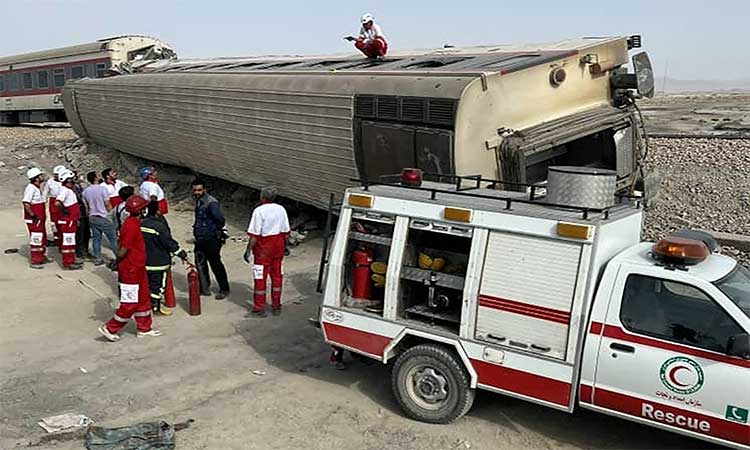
[
  {"left": 98, "top": 196, "right": 162, "bottom": 341},
  {"left": 55, "top": 170, "right": 83, "bottom": 270},
  {"left": 244, "top": 186, "right": 290, "bottom": 317},
  {"left": 43, "top": 165, "right": 66, "bottom": 248},
  {"left": 22, "top": 168, "right": 50, "bottom": 269},
  {"left": 344, "top": 13, "right": 388, "bottom": 59},
  {"left": 102, "top": 167, "right": 129, "bottom": 208}
]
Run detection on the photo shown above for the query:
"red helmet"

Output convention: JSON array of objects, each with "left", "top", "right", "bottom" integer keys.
[{"left": 125, "top": 196, "right": 150, "bottom": 214}]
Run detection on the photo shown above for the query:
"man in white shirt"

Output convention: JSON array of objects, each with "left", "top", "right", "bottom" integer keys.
[
  {"left": 244, "top": 186, "right": 290, "bottom": 317},
  {"left": 22, "top": 168, "right": 50, "bottom": 269},
  {"left": 43, "top": 165, "right": 66, "bottom": 248},
  {"left": 345, "top": 13, "right": 388, "bottom": 59},
  {"left": 139, "top": 166, "right": 168, "bottom": 215},
  {"left": 102, "top": 167, "right": 129, "bottom": 208},
  {"left": 55, "top": 170, "right": 83, "bottom": 270}
]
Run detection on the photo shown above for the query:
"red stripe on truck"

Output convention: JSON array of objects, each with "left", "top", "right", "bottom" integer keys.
[
  {"left": 594, "top": 387, "right": 750, "bottom": 445},
  {"left": 590, "top": 322, "right": 750, "bottom": 368},
  {"left": 479, "top": 295, "right": 571, "bottom": 325},
  {"left": 471, "top": 359, "right": 571, "bottom": 406},
  {"left": 323, "top": 322, "right": 391, "bottom": 357}
]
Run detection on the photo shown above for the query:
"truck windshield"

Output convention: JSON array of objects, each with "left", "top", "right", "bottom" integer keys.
[{"left": 714, "top": 265, "right": 750, "bottom": 319}]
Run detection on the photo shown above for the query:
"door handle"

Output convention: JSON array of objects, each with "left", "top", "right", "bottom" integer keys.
[{"left": 610, "top": 342, "right": 635, "bottom": 353}]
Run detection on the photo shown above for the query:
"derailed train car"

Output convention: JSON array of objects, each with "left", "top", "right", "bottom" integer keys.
[{"left": 62, "top": 36, "right": 653, "bottom": 209}]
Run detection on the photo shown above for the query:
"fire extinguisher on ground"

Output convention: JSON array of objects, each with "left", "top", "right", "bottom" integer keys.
[
  {"left": 187, "top": 264, "right": 201, "bottom": 316},
  {"left": 351, "top": 247, "right": 374, "bottom": 300}
]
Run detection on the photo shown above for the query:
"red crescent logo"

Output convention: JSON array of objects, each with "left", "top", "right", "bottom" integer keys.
[{"left": 668, "top": 365, "right": 691, "bottom": 387}]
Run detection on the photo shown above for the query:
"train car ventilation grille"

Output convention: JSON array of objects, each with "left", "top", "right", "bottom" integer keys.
[
  {"left": 427, "top": 99, "right": 456, "bottom": 125},
  {"left": 377, "top": 97, "right": 399, "bottom": 119},
  {"left": 401, "top": 98, "right": 426, "bottom": 121},
  {"left": 355, "top": 96, "right": 376, "bottom": 117}
]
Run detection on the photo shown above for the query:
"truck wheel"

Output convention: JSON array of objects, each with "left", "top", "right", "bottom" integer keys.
[{"left": 391, "top": 344, "right": 475, "bottom": 424}]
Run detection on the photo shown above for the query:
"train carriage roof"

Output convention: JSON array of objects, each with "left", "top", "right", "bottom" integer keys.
[
  {"left": 0, "top": 35, "right": 161, "bottom": 66},
  {"left": 148, "top": 36, "right": 626, "bottom": 76}
]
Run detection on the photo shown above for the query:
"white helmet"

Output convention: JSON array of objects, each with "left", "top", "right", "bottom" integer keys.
[
  {"left": 59, "top": 169, "right": 76, "bottom": 183},
  {"left": 26, "top": 167, "right": 43, "bottom": 180},
  {"left": 361, "top": 13, "right": 374, "bottom": 24},
  {"left": 52, "top": 165, "right": 67, "bottom": 176}
]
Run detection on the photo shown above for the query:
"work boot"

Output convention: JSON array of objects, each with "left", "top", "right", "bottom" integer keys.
[
  {"left": 64, "top": 263, "right": 83, "bottom": 271},
  {"left": 154, "top": 307, "right": 173, "bottom": 316},
  {"left": 98, "top": 325, "right": 120, "bottom": 342},
  {"left": 136, "top": 329, "right": 163, "bottom": 338},
  {"left": 200, "top": 290, "right": 211, "bottom": 297},
  {"left": 30, "top": 264, "right": 44, "bottom": 270},
  {"left": 43, "top": 256, "right": 55, "bottom": 264},
  {"left": 93, "top": 259, "right": 105, "bottom": 266},
  {"left": 215, "top": 291, "right": 229, "bottom": 300},
  {"left": 250, "top": 309, "right": 267, "bottom": 318},
  {"left": 272, "top": 308, "right": 282, "bottom": 317}
]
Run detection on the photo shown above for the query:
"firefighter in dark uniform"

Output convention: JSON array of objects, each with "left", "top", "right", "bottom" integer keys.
[{"left": 141, "top": 201, "right": 188, "bottom": 315}]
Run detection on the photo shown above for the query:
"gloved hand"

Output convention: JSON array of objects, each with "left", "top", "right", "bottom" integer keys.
[
  {"left": 243, "top": 249, "right": 252, "bottom": 264},
  {"left": 62, "top": 207, "right": 69, "bottom": 216},
  {"left": 176, "top": 249, "right": 188, "bottom": 261},
  {"left": 30, "top": 214, "right": 39, "bottom": 224},
  {"left": 344, "top": 35, "right": 356, "bottom": 42}
]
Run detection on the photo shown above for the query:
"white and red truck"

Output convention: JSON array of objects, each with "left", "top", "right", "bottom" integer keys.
[{"left": 317, "top": 169, "right": 750, "bottom": 449}]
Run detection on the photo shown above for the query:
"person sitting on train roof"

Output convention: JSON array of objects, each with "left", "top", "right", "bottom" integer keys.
[{"left": 344, "top": 13, "right": 388, "bottom": 59}]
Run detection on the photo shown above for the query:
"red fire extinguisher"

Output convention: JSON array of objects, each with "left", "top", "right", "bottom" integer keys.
[
  {"left": 164, "top": 269, "right": 177, "bottom": 308},
  {"left": 187, "top": 265, "right": 201, "bottom": 316},
  {"left": 351, "top": 247, "right": 373, "bottom": 300}
]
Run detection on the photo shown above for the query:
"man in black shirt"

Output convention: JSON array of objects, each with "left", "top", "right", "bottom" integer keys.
[{"left": 191, "top": 179, "right": 230, "bottom": 299}]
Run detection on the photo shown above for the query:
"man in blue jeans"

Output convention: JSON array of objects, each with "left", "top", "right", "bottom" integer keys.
[{"left": 82, "top": 171, "right": 118, "bottom": 265}]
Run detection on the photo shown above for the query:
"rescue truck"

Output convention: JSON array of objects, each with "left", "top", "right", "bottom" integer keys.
[{"left": 316, "top": 168, "right": 750, "bottom": 449}]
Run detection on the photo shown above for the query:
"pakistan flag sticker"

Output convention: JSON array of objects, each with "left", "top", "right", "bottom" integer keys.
[{"left": 726, "top": 405, "right": 749, "bottom": 424}]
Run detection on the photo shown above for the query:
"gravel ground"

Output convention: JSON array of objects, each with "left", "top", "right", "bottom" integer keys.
[{"left": 642, "top": 137, "right": 750, "bottom": 264}]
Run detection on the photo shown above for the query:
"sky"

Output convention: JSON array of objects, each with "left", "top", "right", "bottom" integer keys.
[{"left": 2, "top": 0, "right": 748, "bottom": 81}]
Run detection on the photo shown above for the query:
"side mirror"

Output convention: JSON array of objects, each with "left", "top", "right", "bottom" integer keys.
[
  {"left": 632, "top": 52, "right": 655, "bottom": 98},
  {"left": 727, "top": 333, "right": 750, "bottom": 359}
]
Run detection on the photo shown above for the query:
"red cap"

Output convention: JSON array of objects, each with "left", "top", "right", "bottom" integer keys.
[{"left": 125, "top": 196, "right": 150, "bottom": 214}]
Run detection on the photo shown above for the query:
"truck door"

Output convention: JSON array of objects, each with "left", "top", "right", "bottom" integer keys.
[{"left": 591, "top": 267, "right": 750, "bottom": 447}]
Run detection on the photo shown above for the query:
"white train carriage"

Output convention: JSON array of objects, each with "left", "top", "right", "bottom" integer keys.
[{"left": 0, "top": 35, "right": 174, "bottom": 124}]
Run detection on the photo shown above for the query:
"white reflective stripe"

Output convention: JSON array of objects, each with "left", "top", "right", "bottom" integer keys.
[
  {"left": 24, "top": 219, "right": 34, "bottom": 224},
  {"left": 29, "top": 232, "right": 43, "bottom": 246},
  {"left": 253, "top": 265, "right": 264, "bottom": 280},
  {"left": 133, "top": 310, "right": 152, "bottom": 317},
  {"left": 119, "top": 283, "right": 139, "bottom": 304},
  {"left": 113, "top": 314, "right": 129, "bottom": 323},
  {"left": 272, "top": 287, "right": 282, "bottom": 292},
  {"left": 62, "top": 232, "right": 75, "bottom": 246},
  {"left": 57, "top": 220, "right": 67, "bottom": 224},
  {"left": 61, "top": 249, "right": 76, "bottom": 254}
]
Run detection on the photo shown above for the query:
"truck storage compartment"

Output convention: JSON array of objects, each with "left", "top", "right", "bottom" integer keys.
[
  {"left": 396, "top": 219, "right": 472, "bottom": 334},
  {"left": 475, "top": 231, "right": 583, "bottom": 360}
]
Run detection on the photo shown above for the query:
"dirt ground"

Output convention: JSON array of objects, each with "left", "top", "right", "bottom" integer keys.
[{"left": 0, "top": 125, "right": 722, "bottom": 449}]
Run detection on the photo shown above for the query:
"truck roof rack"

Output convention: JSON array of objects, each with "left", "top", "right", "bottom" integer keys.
[{"left": 352, "top": 172, "right": 640, "bottom": 221}]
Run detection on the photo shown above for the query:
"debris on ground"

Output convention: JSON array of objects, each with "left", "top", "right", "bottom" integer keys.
[
  {"left": 38, "top": 413, "right": 93, "bottom": 433},
  {"left": 252, "top": 370, "right": 267, "bottom": 376},
  {"left": 85, "top": 419, "right": 193, "bottom": 450}
]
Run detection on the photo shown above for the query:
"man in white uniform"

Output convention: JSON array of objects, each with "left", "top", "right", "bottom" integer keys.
[{"left": 345, "top": 13, "right": 388, "bottom": 59}]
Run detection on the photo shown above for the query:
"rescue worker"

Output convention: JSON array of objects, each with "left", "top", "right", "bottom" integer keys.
[
  {"left": 191, "top": 178, "right": 230, "bottom": 299},
  {"left": 43, "top": 165, "right": 66, "bottom": 248},
  {"left": 141, "top": 201, "right": 189, "bottom": 316},
  {"left": 98, "top": 196, "right": 163, "bottom": 341},
  {"left": 22, "top": 167, "right": 50, "bottom": 269},
  {"left": 345, "top": 13, "right": 388, "bottom": 59},
  {"left": 112, "top": 186, "right": 135, "bottom": 233},
  {"left": 244, "top": 186, "right": 290, "bottom": 317},
  {"left": 55, "top": 170, "right": 83, "bottom": 270},
  {"left": 102, "top": 167, "right": 128, "bottom": 208},
  {"left": 139, "top": 166, "right": 168, "bottom": 215},
  {"left": 72, "top": 171, "right": 91, "bottom": 261}
]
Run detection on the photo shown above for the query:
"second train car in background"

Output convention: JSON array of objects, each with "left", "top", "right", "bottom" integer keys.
[{"left": 0, "top": 35, "right": 174, "bottom": 124}]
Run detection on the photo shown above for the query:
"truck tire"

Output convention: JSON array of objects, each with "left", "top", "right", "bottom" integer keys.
[{"left": 391, "top": 343, "right": 475, "bottom": 424}]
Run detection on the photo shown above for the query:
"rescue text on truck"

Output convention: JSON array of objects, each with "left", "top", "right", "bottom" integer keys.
[{"left": 316, "top": 168, "right": 750, "bottom": 450}]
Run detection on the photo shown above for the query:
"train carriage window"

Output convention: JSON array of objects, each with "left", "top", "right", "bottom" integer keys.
[
  {"left": 22, "top": 73, "right": 33, "bottom": 90},
  {"left": 0, "top": 75, "right": 4, "bottom": 92},
  {"left": 96, "top": 63, "right": 107, "bottom": 78},
  {"left": 53, "top": 68, "right": 65, "bottom": 87},
  {"left": 37, "top": 70, "right": 49, "bottom": 89},
  {"left": 70, "top": 66, "right": 84, "bottom": 80},
  {"left": 8, "top": 74, "right": 19, "bottom": 91}
]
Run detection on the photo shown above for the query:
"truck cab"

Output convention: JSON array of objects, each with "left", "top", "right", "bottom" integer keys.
[
  {"left": 581, "top": 239, "right": 750, "bottom": 448},
  {"left": 318, "top": 170, "right": 750, "bottom": 449}
]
